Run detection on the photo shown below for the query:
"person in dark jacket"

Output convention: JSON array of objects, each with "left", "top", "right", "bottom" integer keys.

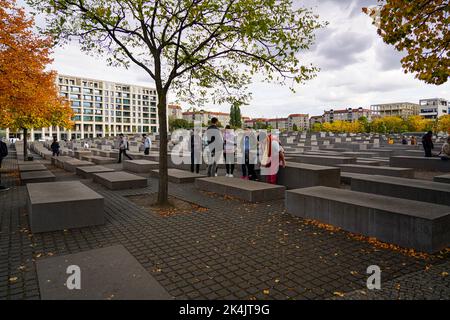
[
  {"left": 422, "top": 131, "right": 434, "bottom": 157},
  {"left": 0, "top": 139, "right": 9, "bottom": 191},
  {"left": 190, "top": 129, "right": 202, "bottom": 174},
  {"left": 51, "top": 137, "right": 60, "bottom": 156},
  {"left": 205, "top": 118, "right": 223, "bottom": 177}
]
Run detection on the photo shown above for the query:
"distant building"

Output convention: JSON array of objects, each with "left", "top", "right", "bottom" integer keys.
[
  {"left": 323, "top": 107, "right": 372, "bottom": 123},
  {"left": 168, "top": 103, "right": 183, "bottom": 119},
  {"left": 309, "top": 115, "right": 323, "bottom": 128},
  {"left": 419, "top": 98, "right": 449, "bottom": 119},
  {"left": 370, "top": 102, "right": 420, "bottom": 118},
  {"left": 288, "top": 114, "right": 309, "bottom": 131},
  {"left": 182, "top": 110, "right": 231, "bottom": 126},
  {"left": 267, "top": 118, "right": 289, "bottom": 130}
]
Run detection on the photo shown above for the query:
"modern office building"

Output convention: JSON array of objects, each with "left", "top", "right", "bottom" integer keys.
[
  {"left": 370, "top": 102, "right": 420, "bottom": 118},
  {"left": 11, "top": 74, "right": 159, "bottom": 141},
  {"left": 419, "top": 98, "right": 449, "bottom": 119},
  {"left": 322, "top": 107, "right": 372, "bottom": 123}
]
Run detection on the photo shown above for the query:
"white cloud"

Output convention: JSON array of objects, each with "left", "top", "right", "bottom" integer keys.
[{"left": 21, "top": 0, "right": 450, "bottom": 119}]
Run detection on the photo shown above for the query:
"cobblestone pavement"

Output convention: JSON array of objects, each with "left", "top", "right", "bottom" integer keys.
[{"left": 0, "top": 150, "right": 449, "bottom": 300}]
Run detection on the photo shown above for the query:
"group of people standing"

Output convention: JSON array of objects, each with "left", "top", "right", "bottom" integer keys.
[{"left": 189, "top": 117, "right": 286, "bottom": 184}]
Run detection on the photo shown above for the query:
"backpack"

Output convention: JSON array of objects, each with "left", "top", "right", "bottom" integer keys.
[{"left": 0, "top": 141, "right": 8, "bottom": 158}]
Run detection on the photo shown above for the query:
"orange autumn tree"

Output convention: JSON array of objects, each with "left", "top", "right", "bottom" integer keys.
[{"left": 0, "top": 0, "right": 73, "bottom": 159}]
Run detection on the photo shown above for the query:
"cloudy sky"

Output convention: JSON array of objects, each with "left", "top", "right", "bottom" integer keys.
[{"left": 22, "top": 0, "right": 450, "bottom": 118}]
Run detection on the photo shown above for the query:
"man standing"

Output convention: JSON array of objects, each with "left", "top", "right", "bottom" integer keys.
[
  {"left": 0, "top": 139, "right": 9, "bottom": 191},
  {"left": 117, "top": 133, "right": 133, "bottom": 163},
  {"left": 422, "top": 131, "right": 434, "bottom": 157},
  {"left": 206, "top": 117, "right": 222, "bottom": 177},
  {"left": 142, "top": 134, "right": 152, "bottom": 155}
]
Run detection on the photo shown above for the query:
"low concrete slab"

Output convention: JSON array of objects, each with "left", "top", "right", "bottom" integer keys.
[
  {"left": 27, "top": 181, "right": 104, "bottom": 233},
  {"left": 18, "top": 163, "right": 47, "bottom": 172},
  {"left": 434, "top": 174, "right": 450, "bottom": 184},
  {"left": 20, "top": 170, "right": 56, "bottom": 185},
  {"left": 350, "top": 174, "right": 450, "bottom": 206},
  {"left": 390, "top": 156, "right": 450, "bottom": 172},
  {"left": 36, "top": 245, "right": 172, "bottom": 300},
  {"left": 51, "top": 156, "right": 73, "bottom": 168},
  {"left": 90, "top": 156, "right": 117, "bottom": 165},
  {"left": 288, "top": 154, "right": 357, "bottom": 166},
  {"left": 63, "top": 160, "right": 95, "bottom": 172},
  {"left": 151, "top": 168, "right": 207, "bottom": 183},
  {"left": 277, "top": 162, "right": 340, "bottom": 189},
  {"left": 337, "top": 164, "right": 415, "bottom": 178},
  {"left": 286, "top": 186, "right": 450, "bottom": 253},
  {"left": 76, "top": 165, "right": 115, "bottom": 179},
  {"left": 124, "top": 160, "right": 159, "bottom": 173},
  {"left": 93, "top": 171, "right": 148, "bottom": 190},
  {"left": 195, "top": 176, "right": 285, "bottom": 202}
]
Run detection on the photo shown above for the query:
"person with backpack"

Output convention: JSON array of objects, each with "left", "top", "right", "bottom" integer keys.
[
  {"left": 50, "top": 137, "right": 60, "bottom": 156},
  {"left": 422, "top": 131, "right": 434, "bottom": 157},
  {"left": 142, "top": 133, "right": 152, "bottom": 155},
  {"left": 117, "top": 133, "right": 132, "bottom": 163},
  {"left": 0, "top": 139, "right": 9, "bottom": 191}
]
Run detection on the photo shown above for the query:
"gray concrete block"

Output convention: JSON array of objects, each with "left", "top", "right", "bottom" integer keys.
[
  {"left": 434, "top": 174, "right": 450, "bottom": 184},
  {"left": 150, "top": 169, "right": 207, "bottom": 183},
  {"left": 277, "top": 162, "right": 340, "bottom": 189},
  {"left": 27, "top": 181, "right": 104, "bottom": 233},
  {"left": 337, "top": 164, "right": 415, "bottom": 178},
  {"left": 123, "top": 160, "right": 159, "bottom": 173},
  {"left": 286, "top": 186, "right": 450, "bottom": 253},
  {"left": 195, "top": 176, "right": 285, "bottom": 202},
  {"left": 390, "top": 156, "right": 450, "bottom": 172},
  {"left": 90, "top": 156, "right": 117, "bottom": 165},
  {"left": 63, "top": 160, "right": 95, "bottom": 172},
  {"left": 20, "top": 170, "right": 56, "bottom": 184},
  {"left": 350, "top": 175, "right": 450, "bottom": 206},
  {"left": 18, "top": 164, "right": 48, "bottom": 172},
  {"left": 288, "top": 154, "right": 357, "bottom": 166},
  {"left": 76, "top": 165, "right": 115, "bottom": 179},
  {"left": 36, "top": 245, "right": 172, "bottom": 300},
  {"left": 93, "top": 171, "right": 147, "bottom": 190}
]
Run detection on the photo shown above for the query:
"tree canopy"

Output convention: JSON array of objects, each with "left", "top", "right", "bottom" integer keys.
[
  {"left": 364, "top": 0, "right": 450, "bottom": 85},
  {"left": 28, "top": 0, "right": 325, "bottom": 203},
  {"left": 0, "top": 0, "right": 73, "bottom": 157}
]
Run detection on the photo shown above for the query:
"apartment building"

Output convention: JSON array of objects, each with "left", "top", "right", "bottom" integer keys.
[
  {"left": 370, "top": 102, "right": 420, "bottom": 118},
  {"left": 19, "top": 75, "right": 159, "bottom": 141},
  {"left": 288, "top": 114, "right": 309, "bottom": 131},
  {"left": 309, "top": 115, "right": 323, "bottom": 128},
  {"left": 168, "top": 103, "right": 183, "bottom": 119},
  {"left": 322, "top": 107, "right": 372, "bottom": 123},
  {"left": 266, "top": 118, "right": 289, "bottom": 130},
  {"left": 182, "top": 111, "right": 231, "bottom": 126},
  {"left": 419, "top": 98, "right": 449, "bottom": 119}
]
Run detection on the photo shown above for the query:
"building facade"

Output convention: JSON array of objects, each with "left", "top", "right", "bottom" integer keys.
[
  {"left": 182, "top": 111, "right": 231, "bottom": 126},
  {"left": 13, "top": 75, "right": 159, "bottom": 141},
  {"left": 370, "top": 102, "right": 420, "bottom": 118},
  {"left": 288, "top": 114, "right": 309, "bottom": 131},
  {"left": 168, "top": 103, "right": 183, "bottom": 119},
  {"left": 322, "top": 107, "right": 372, "bottom": 123},
  {"left": 419, "top": 98, "right": 449, "bottom": 119}
]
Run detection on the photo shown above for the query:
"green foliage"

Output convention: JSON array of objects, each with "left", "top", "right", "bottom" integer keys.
[
  {"left": 292, "top": 123, "right": 298, "bottom": 131},
  {"left": 169, "top": 118, "right": 193, "bottom": 131}
]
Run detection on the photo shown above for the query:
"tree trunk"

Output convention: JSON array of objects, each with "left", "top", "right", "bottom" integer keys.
[
  {"left": 157, "top": 91, "right": 169, "bottom": 205},
  {"left": 23, "top": 128, "right": 28, "bottom": 161}
]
